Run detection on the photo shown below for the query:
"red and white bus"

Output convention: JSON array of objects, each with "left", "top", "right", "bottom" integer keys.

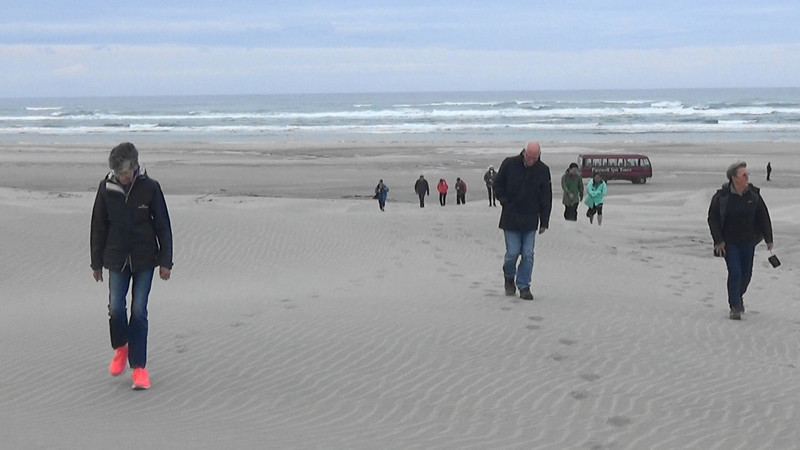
[{"left": 577, "top": 153, "right": 652, "bottom": 184}]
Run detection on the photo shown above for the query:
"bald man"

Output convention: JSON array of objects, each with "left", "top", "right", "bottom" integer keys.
[{"left": 493, "top": 142, "right": 552, "bottom": 300}]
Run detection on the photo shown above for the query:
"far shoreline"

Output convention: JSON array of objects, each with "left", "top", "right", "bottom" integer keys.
[{"left": 1, "top": 140, "right": 796, "bottom": 199}]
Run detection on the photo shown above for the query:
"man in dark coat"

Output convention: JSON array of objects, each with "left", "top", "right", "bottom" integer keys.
[
  {"left": 708, "top": 161, "right": 773, "bottom": 320},
  {"left": 493, "top": 142, "right": 552, "bottom": 300},
  {"left": 484, "top": 166, "right": 497, "bottom": 206},
  {"left": 91, "top": 142, "right": 173, "bottom": 389},
  {"left": 414, "top": 175, "right": 429, "bottom": 208}
]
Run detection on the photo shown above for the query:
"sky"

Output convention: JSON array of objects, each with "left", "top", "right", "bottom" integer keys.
[{"left": 1, "top": 0, "right": 799, "bottom": 97}]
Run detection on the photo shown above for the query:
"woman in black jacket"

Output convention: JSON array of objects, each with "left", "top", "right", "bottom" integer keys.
[
  {"left": 90, "top": 142, "right": 173, "bottom": 390},
  {"left": 707, "top": 161, "right": 773, "bottom": 320}
]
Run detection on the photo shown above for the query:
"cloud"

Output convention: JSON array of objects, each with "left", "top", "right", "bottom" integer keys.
[
  {"left": 0, "top": 42, "right": 798, "bottom": 97},
  {"left": 54, "top": 64, "right": 89, "bottom": 77}
]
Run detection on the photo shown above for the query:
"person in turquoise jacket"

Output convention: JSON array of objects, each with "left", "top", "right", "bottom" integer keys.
[{"left": 584, "top": 172, "right": 607, "bottom": 226}]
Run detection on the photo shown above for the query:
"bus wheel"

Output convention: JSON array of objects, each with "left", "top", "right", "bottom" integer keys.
[{"left": 637, "top": 177, "right": 647, "bottom": 184}]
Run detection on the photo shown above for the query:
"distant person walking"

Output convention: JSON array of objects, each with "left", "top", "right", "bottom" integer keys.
[
  {"left": 375, "top": 179, "right": 389, "bottom": 211},
  {"left": 414, "top": 175, "right": 430, "bottom": 208},
  {"left": 484, "top": 166, "right": 497, "bottom": 206},
  {"left": 766, "top": 162, "right": 772, "bottom": 181},
  {"left": 708, "top": 161, "right": 774, "bottom": 320},
  {"left": 455, "top": 177, "right": 467, "bottom": 205},
  {"left": 437, "top": 178, "right": 449, "bottom": 206},
  {"left": 90, "top": 142, "right": 173, "bottom": 390},
  {"left": 561, "top": 162, "right": 584, "bottom": 221},
  {"left": 584, "top": 172, "right": 607, "bottom": 226},
  {"left": 493, "top": 142, "right": 552, "bottom": 300}
]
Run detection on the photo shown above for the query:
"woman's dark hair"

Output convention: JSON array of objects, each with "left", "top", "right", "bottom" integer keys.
[{"left": 109, "top": 142, "right": 139, "bottom": 172}]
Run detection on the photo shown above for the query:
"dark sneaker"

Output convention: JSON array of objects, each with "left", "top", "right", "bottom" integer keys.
[
  {"left": 504, "top": 276, "right": 515, "bottom": 296},
  {"left": 519, "top": 288, "right": 534, "bottom": 300},
  {"left": 740, "top": 297, "right": 745, "bottom": 313},
  {"left": 729, "top": 309, "right": 741, "bottom": 320}
]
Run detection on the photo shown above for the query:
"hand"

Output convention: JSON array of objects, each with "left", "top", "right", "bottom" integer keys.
[
  {"left": 714, "top": 242, "right": 726, "bottom": 257},
  {"left": 538, "top": 227, "right": 547, "bottom": 235},
  {"left": 159, "top": 267, "right": 171, "bottom": 280},
  {"left": 767, "top": 242, "right": 774, "bottom": 251},
  {"left": 93, "top": 270, "right": 103, "bottom": 282}
]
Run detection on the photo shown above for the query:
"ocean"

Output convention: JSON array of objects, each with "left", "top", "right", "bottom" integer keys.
[{"left": 2, "top": 88, "right": 800, "bottom": 144}]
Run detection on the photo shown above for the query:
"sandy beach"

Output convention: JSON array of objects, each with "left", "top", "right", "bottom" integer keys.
[{"left": 1, "top": 140, "right": 799, "bottom": 449}]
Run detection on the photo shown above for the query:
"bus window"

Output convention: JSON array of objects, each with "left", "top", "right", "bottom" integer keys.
[{"left": 577, "top": 153, "right": 652, "bottom": 184}]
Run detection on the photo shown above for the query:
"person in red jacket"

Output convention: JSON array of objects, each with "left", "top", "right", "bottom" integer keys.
[{"left": 437, "top": 178, "right": 449, "bottom": 206}]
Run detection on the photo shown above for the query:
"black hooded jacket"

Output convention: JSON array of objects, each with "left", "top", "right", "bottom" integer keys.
[
  {"left": 707, "top": 182, "right": 773, "bottom": 246},
  {"left": 90, "top": 168, "right": 173, "bottom": 272},
  {"left": 494, "top": 151, "right": 553, "bottom": 232}
]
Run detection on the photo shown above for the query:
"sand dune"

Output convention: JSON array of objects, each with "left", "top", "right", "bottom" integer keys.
[{"left": 1, "top": 141, "right": 799, "bottom": 449}]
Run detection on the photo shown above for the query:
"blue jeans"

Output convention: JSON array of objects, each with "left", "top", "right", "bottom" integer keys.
[
  {"left": 724, "top": 241, "right": 755, "bottom": 310},
  {"left": 503, "top": 230, "right": 536, "bottom": 290},
  {"left": 108, "top": 267, "right": 154, "bottom": 368}
]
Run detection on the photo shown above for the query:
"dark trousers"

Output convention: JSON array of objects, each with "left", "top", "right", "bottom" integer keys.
[
  {"left": 724, "top": 241, "right": 755, "bottom": 310},
  {"left": 587, "top": 203, "right": 603, "bottom": 218},
  {"left": 564, "top": 204, "right": 578, "bottom": 221},
  {"left": 486, "top": 187, "right": 496, "bottom": 206},
  {"left": 456, "top": 192, "right": 465, "bottom": 205},
  {"left": 418, "top": 193, "right": 426, "bottom": 207},
  {"left": 439, "top": 193, "right": 447, "bottom": 206}
]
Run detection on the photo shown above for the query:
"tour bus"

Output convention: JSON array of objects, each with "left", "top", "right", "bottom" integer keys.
[{"left": 577, "top": 153, "right": 652, "bottom": 184}]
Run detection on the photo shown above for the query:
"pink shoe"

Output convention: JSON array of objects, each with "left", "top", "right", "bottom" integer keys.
[
  {"left": 131, "top": 367, "right": 151, "bottom": 390},
  {"left": 109, "top": 345, "right": 128, "bottom": 376}
]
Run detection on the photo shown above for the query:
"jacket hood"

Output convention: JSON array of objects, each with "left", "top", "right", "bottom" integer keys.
[
  {"left": 105, "top": 166, "right": 147, "bottom": 182},
  {"left": 719, "top": 181, "right": 759, "bottom": 194}
]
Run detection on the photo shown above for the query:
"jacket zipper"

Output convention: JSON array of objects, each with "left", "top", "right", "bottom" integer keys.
[{"left": 120, "top": 174, "right": 138, "bottom": 272}]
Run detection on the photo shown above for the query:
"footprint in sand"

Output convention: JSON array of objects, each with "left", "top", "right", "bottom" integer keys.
[
  {"left": 559, "top": 338, "right": 578, "bottom": 346},
  {"left": 550, "top": 353, "right": 568, "bottom": 362},
  {"left": 570, "top": 389, "right": 589, "bottom": 400},
  {"left": 580, "top": 373, "right": 602, "bottom": 382},
  {"left": 280, "top": 298, "right": 296, "bottom": 309},
  {"left": 526, "top": 324, "right": 541, "bottom": 330},
  {"left": 607, "top": 415, "right": 633, "bottom": 427},
  {"left": 528, "top": 316, "right": 544, "bottom": 322}
]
